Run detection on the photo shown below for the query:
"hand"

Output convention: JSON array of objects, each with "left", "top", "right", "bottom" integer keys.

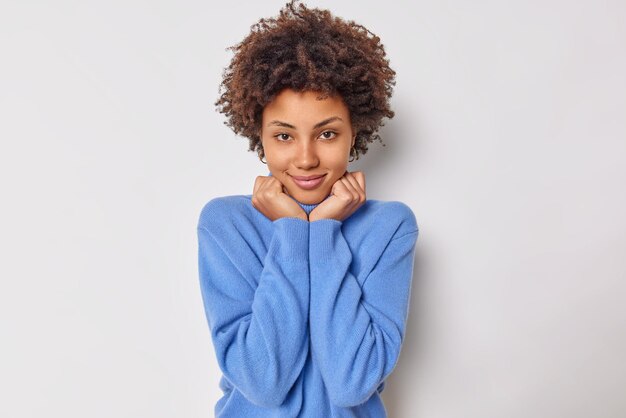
[
  {"left": 251, "top": 175, "right": 308, "bottom": 221},
  {"left": 308, "top": 171, "right": 366, "bottom": 222}
]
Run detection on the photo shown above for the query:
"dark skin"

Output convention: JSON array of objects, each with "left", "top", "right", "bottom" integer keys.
[
  {"left": 252, "top": 171, "right": 366, "bottom": 222},
  {"left": 252, "top": 89, "right": 366, "bottom": 222}
]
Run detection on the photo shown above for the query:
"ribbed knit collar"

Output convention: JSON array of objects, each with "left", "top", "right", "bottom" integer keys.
[{"left": 289, "top": 194, "right": 331, "bottom": 215}]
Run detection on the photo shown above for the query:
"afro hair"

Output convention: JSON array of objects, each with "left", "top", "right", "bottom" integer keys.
[{"left": 215, "top": 0, "right": 396, "bottom": 161}]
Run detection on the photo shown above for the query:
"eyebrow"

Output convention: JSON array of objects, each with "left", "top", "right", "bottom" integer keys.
[{"left": 267, "top": 116, "right": 344, "bottom": 130}]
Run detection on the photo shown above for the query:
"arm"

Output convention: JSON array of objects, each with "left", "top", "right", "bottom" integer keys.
[
  {"left": 197, "top": 202, "right": 310, "bottom": 408},
  {"left": 308, "top": 203, "right": 419, "bottom": 407}
]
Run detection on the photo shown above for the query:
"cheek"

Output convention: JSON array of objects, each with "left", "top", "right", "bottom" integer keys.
[
  {"left": 323, "top": 150, "right": 350, "bottom": 169},
  {"left": 267, "top": 155, "right": 288, "bottom": 170},
  {"left": 263, "top": 145, "right": 283, "bottom": 165}
]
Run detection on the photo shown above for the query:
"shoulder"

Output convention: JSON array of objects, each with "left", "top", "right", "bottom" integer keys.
[
  {"left": 354, "top": 199, "right": 419, "bottom": 239},
  {"left": 366, "top": 200, "right": 417, "bottom": 225},
  {"left": 197, "top": 194, "right": 255, "bottom": 230}
]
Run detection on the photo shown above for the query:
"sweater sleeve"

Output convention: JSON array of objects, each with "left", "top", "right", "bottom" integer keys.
[
  {"left": 197, "top": 204, "right": 310, "bottom": 408},
  {"left": 308, "top": 203, "right": 418, "bottom": 408}
]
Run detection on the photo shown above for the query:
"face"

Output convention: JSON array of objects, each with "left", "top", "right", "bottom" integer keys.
[{"left": 260, "top": 88, "right": 356, "bottom": 205}]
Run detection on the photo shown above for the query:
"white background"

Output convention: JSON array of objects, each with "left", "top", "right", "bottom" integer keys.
[{"left": 1, "top": 0, "right": 625, "bottom": 417}]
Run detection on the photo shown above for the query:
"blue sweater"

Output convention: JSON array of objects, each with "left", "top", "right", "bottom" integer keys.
[{"left": 197, "top": 190, "right": 419, "bottom": 417}]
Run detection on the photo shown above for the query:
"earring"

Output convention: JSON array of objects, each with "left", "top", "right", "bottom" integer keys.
[
  {"left": 259, "top": 154, "right": 267, "bottom": 164},
  {"left": 348, "top": 148, "right": 355, "bottom": 162}
]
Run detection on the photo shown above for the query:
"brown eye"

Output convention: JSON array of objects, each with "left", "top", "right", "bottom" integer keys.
[
  {"left": 274, "top": 133, "right": 291, "bottom": 141},
  {"left": 320, "top": 131, "right": 337, "bottom": 140}
]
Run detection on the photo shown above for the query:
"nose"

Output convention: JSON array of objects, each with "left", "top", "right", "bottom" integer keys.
[{"left": 294, "top": 140, "right": 319, "bottom": 169}]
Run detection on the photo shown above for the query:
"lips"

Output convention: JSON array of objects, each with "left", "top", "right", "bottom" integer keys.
[
  {"left": 291, "top": 174, "right": 325, "bottom": 181},
  {"left": 290, "top": 174, "right": 326, "bottom": 190}
]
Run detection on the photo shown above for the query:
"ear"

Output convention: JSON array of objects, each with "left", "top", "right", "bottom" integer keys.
[{"left": 258, "top": 131, "right": 266, "bottom": 151}]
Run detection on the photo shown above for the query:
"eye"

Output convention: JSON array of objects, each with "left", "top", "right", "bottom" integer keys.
[
  {"left": 274, "top": 133, "right": 291, "bottom": 141},
  {"left": 319, "top": 130, "right": 337, "bottom": 140}
]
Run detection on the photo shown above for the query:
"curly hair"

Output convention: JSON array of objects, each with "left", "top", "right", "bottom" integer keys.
[{"left": 215, "top": 0, "right": 396, "bottom": 161}]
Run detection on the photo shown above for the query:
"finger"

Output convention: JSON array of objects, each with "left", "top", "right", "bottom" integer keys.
[
  {"left": 343, "top": 172, "right": 363, "bottom": 194},
  {"left": 267, "top": 176, "right": 289, "bottom": 194},
  {"left": 344, "top": 172, "right": 366, "bottom": 202},
  {"left": 252, "top": 177, "right": 264, "bottom": 209},
  {"left": 352, "top": 171, "right": 366, "bottom": 194},
  {"left": 267, "top": 176, "right": 284, "bottom": 191},
  {"left": 253, "top": 176, "right": 266, "bottom": 196},
  {"left": 331, "top": 176, "right": 350, "bottom": 197},
  {"left": 339, "top": 177, "right": 359, "bottom": 202},
  {"left": 258, "top": 177, "right": 277, "bottom": 204}
]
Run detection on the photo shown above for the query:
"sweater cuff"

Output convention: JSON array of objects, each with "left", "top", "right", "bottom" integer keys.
[
  {"left": 309, "top": 219, "right": 350, "bottom": 262},
  {"left": 270, "top": 217, "right": 309, "bottom": 260}
]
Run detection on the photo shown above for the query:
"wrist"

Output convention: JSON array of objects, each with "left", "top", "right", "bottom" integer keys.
[
  {"left": 309, "top": 214, "right": 338, "bottom": 222},
  {"left": 274, "top": 214, "right": 308, "bottom": 222}
]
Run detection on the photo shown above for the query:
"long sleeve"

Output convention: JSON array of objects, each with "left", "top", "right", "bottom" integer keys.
[
  {"left": 197, "top": 204, "right": 310, "bottom": 408},
  {"left": 308, "top": 203, "right": 418, "bottom": 408}
]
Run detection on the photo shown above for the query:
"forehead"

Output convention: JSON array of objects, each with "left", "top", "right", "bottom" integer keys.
[{"left": 262, "top": 89, "right": 349, "bottom": 125}]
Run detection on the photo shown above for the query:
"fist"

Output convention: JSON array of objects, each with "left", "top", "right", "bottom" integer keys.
[
  {"left": 251, "top": 175, "right": 307, "bottom": 221},
  {"left": 309, "top": 171, "right": 366, "bottom": 222}
]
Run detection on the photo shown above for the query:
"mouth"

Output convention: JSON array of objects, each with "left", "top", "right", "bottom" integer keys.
[{"left": 289, "top": 174, "right": 326, "bottom": 190}]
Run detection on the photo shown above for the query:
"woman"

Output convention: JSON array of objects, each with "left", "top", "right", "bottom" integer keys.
[{"left": 197, "top": 1, "right": 419, "bottom": 416}]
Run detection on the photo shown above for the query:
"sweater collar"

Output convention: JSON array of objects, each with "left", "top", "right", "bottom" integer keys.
[{"left": 289, "top": 194, "right": 329, "bottom": 215}]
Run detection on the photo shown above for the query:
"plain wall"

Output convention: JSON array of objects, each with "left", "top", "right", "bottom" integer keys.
[{"left": 1, "top": 0, "right": 625, "bottom": 417}]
